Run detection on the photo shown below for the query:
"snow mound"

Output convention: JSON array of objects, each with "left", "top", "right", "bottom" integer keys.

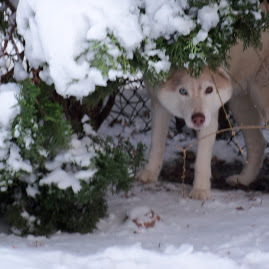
[
  {"left": 0, "top": 244, "right": 240, "bottom": 269},
  {"left": 39, "top": 168, "right": 81, "bottom": 193}
]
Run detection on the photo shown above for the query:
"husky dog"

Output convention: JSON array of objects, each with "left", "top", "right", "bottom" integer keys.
[
  {"left": 137, "top": 68, "right": 232, "bottom": 200},
  {"left": 137, "top": 10, "right": 269, "bottom": 200}
]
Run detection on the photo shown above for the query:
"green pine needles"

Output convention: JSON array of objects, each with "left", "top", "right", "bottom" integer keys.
[{"left": 13, "top": 81, "right": 72, "bottom": 166}]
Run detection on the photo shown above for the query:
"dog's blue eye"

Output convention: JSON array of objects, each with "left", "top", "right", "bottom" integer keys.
[{"left": 179, "top": 88, "right": 188, "bottom": 96}]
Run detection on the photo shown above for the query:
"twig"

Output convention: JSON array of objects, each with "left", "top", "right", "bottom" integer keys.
[
  {"left": 179, "top": 125, "right": 268, "bottom": 153},
  {"left": 34, "top": 99, "right": 47, "bottom": 119},
  {"left": 181, "top": 149, "right": 186, "bottom": 199},
  {"left": 209, "top": 69, "right": 247, "bottom": 163}
]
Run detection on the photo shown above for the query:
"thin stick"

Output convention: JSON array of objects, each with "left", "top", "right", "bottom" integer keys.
[
  {"left": 178, "top": 124, "right": 268, "bottom": 153},
  {"left": 209, "top": 69, "right": 247, "bottom": 163},
  {"left": 181, "top": 149, "right": 186, "bottom": 199}
]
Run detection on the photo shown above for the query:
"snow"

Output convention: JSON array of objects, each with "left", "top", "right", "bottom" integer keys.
[
  {"left": 41, "top": 135, "right": 97, "bottom": 193},
  {"left": 6, "top": 145, "right": 33, "bottom": 173},
  {"left": 193, "top": 4, "right": 220, "bottom": 46},
  {"left": 26, "top": 184, "right": 39, "bottom": 198},
  {"left": 1, "top": 183, "right": 269, "bottom": 268},
  {"left": 13, "top": 61, "right": 28, "bottom": 81},
  {"left": 197, "top": 4, "right": 220, "bottom": 32},
  {"left": 39, "top": 168, "right": 82, "bottom": 193},
  {"left": 0, "top": 83, "right": 20, "bottom": 130},
  {"left": 0, "top": 84, "right": 21, "bottom": 171},
  {"left": 0, "top": 244, "right": 238, "bottom": 268},
  {"left": 45, "top": 135, "right": 97, "bottom": 170},
  {"left": 141, "top": 0, "right": 195, "bottom": 38},
  {"left": 193, "top": 30, "right": 209, "bottom": 46},
  {"left": 251, "top": 10, "right": 262, "bottom": 20},
  {"left": 0, "top": 85, "right": 34, "bottom": 175}
]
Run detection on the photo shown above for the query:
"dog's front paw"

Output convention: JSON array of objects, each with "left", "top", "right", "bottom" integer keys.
[
  {"left": 136, "top": 169, "right": 158, "bottom": 183},
  {"left": 189, "top": 188, "right": 211, "bottom": 201},
  {"left": 226, "top": 175, "right": 252, "bottom": 186}
]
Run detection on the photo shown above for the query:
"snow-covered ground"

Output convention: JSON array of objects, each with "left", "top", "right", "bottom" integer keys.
[{"left": 1, "top": 181, "right": 269, "bottom": 268}]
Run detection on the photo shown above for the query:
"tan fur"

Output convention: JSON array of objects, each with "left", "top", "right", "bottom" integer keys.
[
  {"left": 137, "top": 5, "right": 269, "bottom": 200},
  {"left": 226, "top": 29, "right": 269, "bottom": 187}
]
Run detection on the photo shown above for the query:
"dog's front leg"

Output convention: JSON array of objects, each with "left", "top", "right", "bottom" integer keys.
[
  {"left": 189, "top": 111, "right": 218, "bottom": 200},
  {"left": 136, "top": 96, "right": 171, "bottom": 183}
]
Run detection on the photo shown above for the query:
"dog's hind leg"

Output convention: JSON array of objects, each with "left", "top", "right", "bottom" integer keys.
[
  {"left": 226, "top": 95, "right": 266, "bottom": 186},
  {"left": 136, "top": 96, "right": 171, "bottom": 183},
  {"left": 189, "top": 110, "right": 219, "bottom": 200}
]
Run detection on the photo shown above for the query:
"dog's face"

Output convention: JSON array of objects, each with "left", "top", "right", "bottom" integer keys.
[{"left": 157, "top": 68, "right": 232, "bottom": 130}]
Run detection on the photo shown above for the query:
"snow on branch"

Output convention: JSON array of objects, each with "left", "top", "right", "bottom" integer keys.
[{"left": 16, "top": 0, "right": 268, "bottom": 98}]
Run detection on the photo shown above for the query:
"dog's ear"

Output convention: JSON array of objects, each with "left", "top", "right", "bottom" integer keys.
[
  {"left": 216, "top": 67, "right": 231, "bottom": 82},
  {"left": 212, "top": 67, "right": 231, "bottom": 88},
  {"left": 212, "top": 67, "right": 232, "bottom": 104}
]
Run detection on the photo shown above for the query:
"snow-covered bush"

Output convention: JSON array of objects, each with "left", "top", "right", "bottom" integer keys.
[
  {"left": 0, "top": 1, "right": 146, "bottom": 235},
  {"left": 0, "top": 81, "right": 145, "bottom": 235},
  {"left": 16, "top": 0, "right": 269, "bottom": 97}
]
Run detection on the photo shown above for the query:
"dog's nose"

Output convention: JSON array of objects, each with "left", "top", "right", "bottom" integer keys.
[{"left": 191, "top": 113, "right": 205, "bottom": 127}]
